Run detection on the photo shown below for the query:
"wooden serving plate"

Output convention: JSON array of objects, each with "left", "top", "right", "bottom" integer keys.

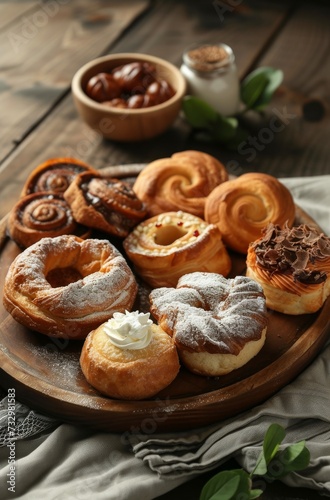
[{"left": 0, "top": 165, "right": 329, "bottom": 432}]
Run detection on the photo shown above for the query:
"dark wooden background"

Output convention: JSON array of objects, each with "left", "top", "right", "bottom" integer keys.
[{"left": 0, "top": 1, "right": 329, "bottom": 498}]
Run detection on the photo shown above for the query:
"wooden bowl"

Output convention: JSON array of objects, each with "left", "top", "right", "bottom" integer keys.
[{"left": 71, "top": 53, "right": 187, "bottom": 142}]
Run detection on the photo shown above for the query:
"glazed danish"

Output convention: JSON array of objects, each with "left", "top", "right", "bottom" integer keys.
[
  {"left": 133, "top": 150, "right": 228, "bottom": 218},
  {"left": 123, "top": 211, "right": 231, "bottom": 288},
  {"left": 3, "top": 235, "right": 138, "bottom": 339},
  {"left": 149, "top": 272, "right": 268, "bottom": 376},
  {"left": 204, "top": 172, "right": 296, "bottom": 254}
]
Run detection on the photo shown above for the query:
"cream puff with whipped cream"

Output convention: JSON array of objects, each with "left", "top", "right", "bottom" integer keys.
[{"left": 80, "top": 311, "right": 180, "bottom": 400}]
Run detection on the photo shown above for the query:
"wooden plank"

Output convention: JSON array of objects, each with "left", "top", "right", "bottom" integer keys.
[
  {"left": 230, "top": 1, "right": 330, "bottom": 178},
  {"left": 0, "top": 0, "right": 150, "bottom": 162},
  {"left": 0, "top": 0, "right": 294, "bottom": 219},
  {"left": 0, "top": 0, "right": 38, "bottom": 30}
]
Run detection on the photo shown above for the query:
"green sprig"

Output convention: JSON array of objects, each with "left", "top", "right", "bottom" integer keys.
[
  {"left": 182, "top": 66, "right": 283, "bottom": 147},
  {"left": 199, "top": 424, "right": 310, "bottom": 500}
]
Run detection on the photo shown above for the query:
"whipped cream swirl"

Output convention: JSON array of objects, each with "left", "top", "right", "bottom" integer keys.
[{"left": 104, "top": 310, "right": 153, "bottom": 350}]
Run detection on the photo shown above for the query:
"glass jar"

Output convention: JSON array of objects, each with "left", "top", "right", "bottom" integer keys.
[{"left": 180, "top": 43, "right": 240, "bottom": 117}]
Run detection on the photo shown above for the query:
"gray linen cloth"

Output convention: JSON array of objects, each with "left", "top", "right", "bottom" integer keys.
[{"left": 0, "top": 175, "right": 330, "bottom": 499}]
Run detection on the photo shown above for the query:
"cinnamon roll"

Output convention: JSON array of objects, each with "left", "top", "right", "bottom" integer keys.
[
  {"left": 133, "top": 150, "right": 228, "bottom": 218},
  {"left": 246, "top": 222, "right": 330, "bottom": 314},
  {"left": 64, "top": 171, "right": 147, "bottom": 238},
  {"left": 21, "top": 157, "right": 97, "bottom": 196},
  {"left": 7, "top": 192, "right": 91, "bottom": 248},
  {"left": 204, "top": 172, "right": 296, "bottom": 254}
]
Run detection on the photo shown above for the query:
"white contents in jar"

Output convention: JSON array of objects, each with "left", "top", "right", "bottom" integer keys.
[
  {"left": 103, "top": 310, "right": 153, "bottom": 350},
  {"left": 180, "top": 43, "right": 240, "bottom": 116}
]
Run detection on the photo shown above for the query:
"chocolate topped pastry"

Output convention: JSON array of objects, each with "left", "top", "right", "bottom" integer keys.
[
  {"left": 246, "top": 222, "right": 330, "bottom": 314},
  {"left": 63, "top": 171, "right": 147, "bottom": 238}
]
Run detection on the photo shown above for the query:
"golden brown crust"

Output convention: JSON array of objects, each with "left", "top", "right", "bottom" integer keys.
[
  {"left": 80, "top": 323, "right": 180, "bottom": 400},
  {"left": 149, "top": 272, "right": 268, "bottom": 376},
  {"left": 3, "top": 235, "right": 138, "bottom": 339},
  {"left": 7, "top": 192, "right": 91, "bottom": 248},
  {"left": 133, "top": 150, "right": 228, "bottom": 218},
  {"left": 64, "top": 172, "right": 147, "bottom": 238},
  {"left": 123, "top": 211, "right": 231, "bottom": 288},
  {"left": 21, "top": 157, "right": 97, "bottom": 196},
  {"left": 246, "top": 245, "right": 330, "bottom": 315},
  {"left": 204, "top": 172, "right": 296, "bottom": 254}
]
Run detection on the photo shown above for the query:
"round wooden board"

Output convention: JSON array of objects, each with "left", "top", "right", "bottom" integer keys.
[{"left": 0, "top": 165, "right": 329, "bottom": 433}]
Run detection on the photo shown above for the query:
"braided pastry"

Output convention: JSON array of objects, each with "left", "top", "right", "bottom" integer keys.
[{"left": 133, "top": 150, "right": 228, "bottom": 218}]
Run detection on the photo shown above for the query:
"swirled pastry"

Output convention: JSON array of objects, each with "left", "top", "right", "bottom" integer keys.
[
  {"left": 80, "top": 311, "right": 180, "bottom": 400},
  {"left": 21, "top": 157, "right": 97, "bottom": 196},
  {"left": 3, "top": 235, "right": 138, "bottom": 339},
  {"left": 123, "top": 211, "right": 231, "bottom": 288},
  {"left": 64, "top": 171, "right": 147, "bottom": 238},
  {"left": 246, "top": 222, "right": 330, "bottom": 314},
  {"left": 133, "top": 150, "right": 228, "bottom": 218},
  {"left": 149, "top": 272, "right": 268, "bottom": 376},
  {"left": 204, "top": 172, "right": 296, "bottom": 254},
  {"left": 7, "top": 192, "right": 91, "bottom": 248}
]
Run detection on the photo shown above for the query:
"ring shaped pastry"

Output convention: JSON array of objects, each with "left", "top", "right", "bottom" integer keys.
[
  {"left": 150, "top": 272, "right": 268, "bottom": 376},
  {"left": 3, "top": 235, "right": 138, "bottom": 339},
  {"left": 204, "top": 172, "right": 296, "bottom": 254},
  {"left": 246, "top": 222, "right": 330, "bottom": 314},
  {"left": 64, "top": 171, "right": 147, "bottom": 238},
  {"left": 21, "top": 157, "right": 97, "bottom": 196},
  {"left": 123, "top": 211, "right": 231, "bottom": 288},
  {"left": 7, "top": 192, "right": 91, "bottom": 248},
  {"left": 133, "top": 150, "right": 228, "bottom": 218}
]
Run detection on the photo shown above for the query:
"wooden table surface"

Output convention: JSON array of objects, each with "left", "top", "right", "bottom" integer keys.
[{"left": 0, "top": 1, "right": 329, "bottom": 499}]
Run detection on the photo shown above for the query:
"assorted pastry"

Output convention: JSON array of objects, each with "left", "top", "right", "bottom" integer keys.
[
  {"left": 123, "top": 211, "right": 231, "bottom": 287},
  {"left": 204, "top": 172, "right": 296, "bottom": 254},
  {"left": 3, "top": 235, "right": 138, "bottom": 339},
  {"left": 7, "top": 192, "right": 91, "bottom": 249},
  {"left": 63, "top": 171, "right": 147, "bottom": 238},
  {"left": 133, "top": 150, "right": 228, "bottom": 218},
  {"left": 246, "top": 222, "right": 330, "bottom": 314},
  {"left": 149, "top": 272, "right": 268, "bottom": 376},
  {"left": 80, "top": 310, "right": 180, "bottom": 399},
  {"left": 2, "top": 149, "right": 329, "bottom": 400}
]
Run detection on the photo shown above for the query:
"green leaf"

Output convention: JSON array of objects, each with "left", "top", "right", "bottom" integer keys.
[
  {"left": 211, "top": 115, "right": 238, "bottom": 143},
  {"left": 182, "top": 95, "right": 218, "bottom": 128},
  {"left": 200, "top": 470, "right": 252, "bottom": 500},
  {"left": 253, "top": 424, "right": 286, "bottom": 476},
  {"left": 269, "top": 442, "right": 311, "bottom": 478},
  {"left": 241, "top": 67, "right": 283, "bottom": 111}
]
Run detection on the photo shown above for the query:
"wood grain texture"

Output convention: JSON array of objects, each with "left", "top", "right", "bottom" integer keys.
[{"left": 0, "top": 0, "right": 149, "bottom": 160}]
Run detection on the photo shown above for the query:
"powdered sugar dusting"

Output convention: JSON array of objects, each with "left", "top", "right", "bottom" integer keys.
[{"left": 150, "top": 272, "right": 268, "bottom": 355}]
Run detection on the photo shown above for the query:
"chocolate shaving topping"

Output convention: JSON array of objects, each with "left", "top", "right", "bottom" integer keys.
[{"left": 251, "top": 222, "right": 330, "bottom": 284}]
